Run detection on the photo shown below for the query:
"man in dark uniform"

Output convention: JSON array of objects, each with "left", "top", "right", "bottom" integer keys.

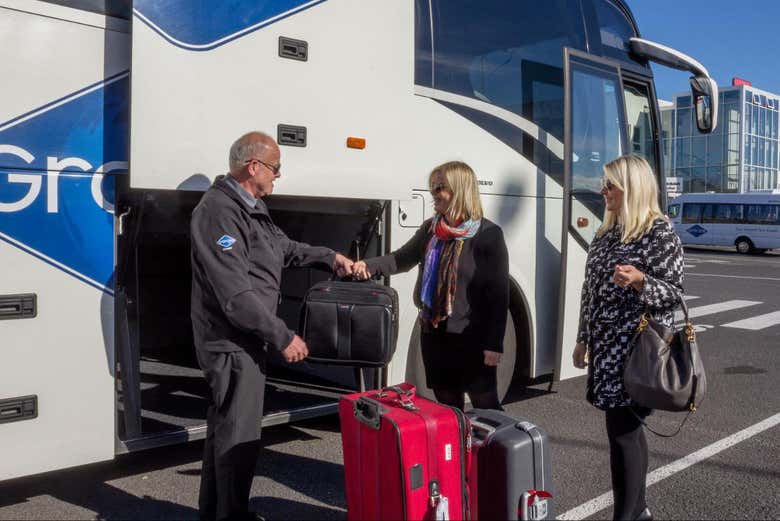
[{"left": 190, "top": 131, "right": 354, "bottom": 521}]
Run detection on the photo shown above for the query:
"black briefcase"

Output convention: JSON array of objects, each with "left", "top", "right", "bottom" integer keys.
[{"left": 299, "top": 280, "right": 398, "bottom": 367}]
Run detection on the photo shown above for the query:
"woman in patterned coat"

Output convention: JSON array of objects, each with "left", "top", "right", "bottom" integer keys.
[{"left": 572, "top": 155, "right": 684, "bottom": 521}]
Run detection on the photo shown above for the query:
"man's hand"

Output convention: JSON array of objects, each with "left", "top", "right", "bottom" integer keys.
[
  {"left": 333, "top": 253, "right": 354, "bottom": 278},
  {"left": 352, "top": 260, "right": 372, "bottom": 280},
  {"left": 483, "top": 350, "right": 501, "bottom": 366},
  {"left": 281, "top": 334, "right": 309, "bottom": 363}
]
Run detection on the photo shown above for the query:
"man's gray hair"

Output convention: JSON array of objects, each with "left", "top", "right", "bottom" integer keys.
[{"left": 228, "top": 132, "right": 270, "bottom": 173}]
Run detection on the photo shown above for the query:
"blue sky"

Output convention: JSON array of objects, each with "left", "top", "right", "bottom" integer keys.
[{"left": 625, "top": 0, "right": 780, "bottom": 101}]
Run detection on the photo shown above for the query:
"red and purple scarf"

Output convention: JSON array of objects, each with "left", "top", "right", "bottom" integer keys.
[{"left": 420, "top": 214, "right": 481, "bottom": 327}]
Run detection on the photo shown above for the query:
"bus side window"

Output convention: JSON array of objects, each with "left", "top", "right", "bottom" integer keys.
[
  {"left": 746, "top": 204, "right": 777, "bottom": 225},
  {"left": 682, "top": 203, "right": 703, "bottom": 223},
  {"left": 667, "top": 204, "right": 680, "bottom": 218},
  {"left": 701, "top": 204, "right": 716, "bottom": 223},
  {"left": 714, "top": 203, "right": 743, "bottom": 224}
]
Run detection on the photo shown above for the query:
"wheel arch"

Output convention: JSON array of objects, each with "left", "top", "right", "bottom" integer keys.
[{"left": 508, "top": 275, "right": 534, "bottom": 383}]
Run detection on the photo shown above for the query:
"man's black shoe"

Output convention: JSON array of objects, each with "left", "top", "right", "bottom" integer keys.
[{"left": 635, "top": 507, "right": 653, "bottom": 521}]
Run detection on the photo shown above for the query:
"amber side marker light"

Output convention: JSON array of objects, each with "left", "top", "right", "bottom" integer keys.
[{"left": 346, "top": 137, "right": 366, "bottom": 149}]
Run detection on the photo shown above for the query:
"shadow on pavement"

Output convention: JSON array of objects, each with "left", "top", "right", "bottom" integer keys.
[
  {"left": 251, "top": 497, "right": 345, "bottom": 520},
  {"left": 502, "top": 381, "right": 555, "bottom": 406},
  {"left": 0, "top": 478, "right": 198, "bottom": 520}
]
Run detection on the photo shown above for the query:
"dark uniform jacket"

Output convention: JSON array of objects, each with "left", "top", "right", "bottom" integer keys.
[
  {"left": 364, "top": 217, "right": 509, "bottom": 352},
  {"left": 190, "top": 178, "right": 335, "bottom": 354}
]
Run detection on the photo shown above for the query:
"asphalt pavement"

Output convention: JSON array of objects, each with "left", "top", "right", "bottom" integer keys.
[{"left": 0, "top": 246, "right": 778, "bottom": 520}]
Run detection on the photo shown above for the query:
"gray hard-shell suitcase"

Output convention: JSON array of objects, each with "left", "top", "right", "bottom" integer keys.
[{"left": 466, "top": 409, "right": 555, "bottom": 520}]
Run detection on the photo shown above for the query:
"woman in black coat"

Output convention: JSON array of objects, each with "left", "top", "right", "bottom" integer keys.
[{"left": 353, "top": 161, "right": 509, "bottom": 411}]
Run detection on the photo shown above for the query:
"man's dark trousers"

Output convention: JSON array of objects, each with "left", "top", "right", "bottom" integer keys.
[{"left": 197, "top": 348, "right": 266, "bottom": 521}]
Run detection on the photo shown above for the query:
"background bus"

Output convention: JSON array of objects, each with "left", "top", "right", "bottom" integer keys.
[
  {"left": 668, "top": 192, "right": 780, "bottom": 253},
  {"left": 0, "top": 0, "right": 717, "bottom": 481}
]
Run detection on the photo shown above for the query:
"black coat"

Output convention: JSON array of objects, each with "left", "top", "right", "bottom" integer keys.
[
  {"left": 365, "top": 217, "right": 509, "bottom": 352},
  {"left": 190, "top": 178, "right": 335, "bottom": 354}
]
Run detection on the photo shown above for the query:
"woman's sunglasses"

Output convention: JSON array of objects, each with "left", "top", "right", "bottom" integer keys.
[
  {"left": 430, "top": 183, "right": 448, "bottom": 195},
  {"left": 601, "top": 179, "right": 617, "bottom": 191}
]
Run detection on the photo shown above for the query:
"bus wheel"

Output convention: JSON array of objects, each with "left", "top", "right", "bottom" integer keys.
[{"left": 735, "top": 237, "right": 753, "bottom": 254}]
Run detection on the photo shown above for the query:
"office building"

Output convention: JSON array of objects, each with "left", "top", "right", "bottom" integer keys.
[{"left": 661, "top": 79, "right": 779, "bottom": 193}]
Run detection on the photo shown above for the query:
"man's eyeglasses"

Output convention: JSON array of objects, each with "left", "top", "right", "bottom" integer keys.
[
  {"left": 246, "top": 158, "right": 281, "bottom": 175},
  {"left": 430, "top": 183, "right": 448, "bottom": 195}
]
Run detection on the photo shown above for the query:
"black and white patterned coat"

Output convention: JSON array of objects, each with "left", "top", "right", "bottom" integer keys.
[{"left": 577, "top": 218, "right": 684, "bottom": 410}]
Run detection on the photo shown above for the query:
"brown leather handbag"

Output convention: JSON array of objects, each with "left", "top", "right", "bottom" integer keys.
[{"left": 623, "top": 298, "right": 707, "bottom": 414}]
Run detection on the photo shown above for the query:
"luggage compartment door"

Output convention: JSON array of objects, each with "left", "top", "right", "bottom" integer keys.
[{"left": 0, "top": 3, "right": 129, "bottom": 480}]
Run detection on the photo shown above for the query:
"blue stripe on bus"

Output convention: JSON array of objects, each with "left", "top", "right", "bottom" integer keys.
[
  {"left": 0, "top": 71, "right": 128, "bottom": 132},
  {"left": 0, "top": 77, "right": 128, "bottom": 292},
  {"left": 133, "top": 0, "right": 327, "bottom": 51},
  {"left": 0, "top": 233, "right": 113, "bottom": 295}
]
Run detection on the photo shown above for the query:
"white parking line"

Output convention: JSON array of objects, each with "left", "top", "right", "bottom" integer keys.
[
  {"left": 675, "top": 300, "right": 762, "bottom": 321},
  {"left": 687, "top": 273, "right": 780, "bottom": 282},
  {"left": 557, "top": 412, "right": 780, "bottom": 520},
  {"left": 722, "top": 310, "right": 780, "bottom": 330}
]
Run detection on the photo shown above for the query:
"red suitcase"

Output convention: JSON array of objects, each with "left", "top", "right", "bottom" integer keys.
[{"left": 339, "top": 383, "right": 470, "bottom": 520}]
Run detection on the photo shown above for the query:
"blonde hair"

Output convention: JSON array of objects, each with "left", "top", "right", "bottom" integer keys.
[
  {"left": 428, "top": 161, "right": 484, "bottom": 222},
  {"left": 596, "top": 155, "right": 667, "bottom": 243}
]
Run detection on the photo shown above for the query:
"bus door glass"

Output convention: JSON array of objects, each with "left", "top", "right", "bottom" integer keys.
[
  {"left": 556, "top": 51, "right": 626, "bottom": 380},
  {"left": 623, "top": 81, "right": 659, "bottom": 175}
]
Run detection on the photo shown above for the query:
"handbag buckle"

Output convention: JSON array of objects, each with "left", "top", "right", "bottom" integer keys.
[
  {"left": 638, "top": 314, "right": 649, "bottom": 332},
  {"left": 685, "top": 322, "right": 695, "bottom": 342}
]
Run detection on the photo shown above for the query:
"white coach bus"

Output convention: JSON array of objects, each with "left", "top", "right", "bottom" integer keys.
[
  {"left": 668, "top": 192, "right": 780, "bottom": 253},
  {"left": 0, "top": 0, "right": 717, "bottom": 480}
]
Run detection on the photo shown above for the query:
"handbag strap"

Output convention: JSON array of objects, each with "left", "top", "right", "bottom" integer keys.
[{"left": 629, "top": 406, "right": 693, "bottom": 438}]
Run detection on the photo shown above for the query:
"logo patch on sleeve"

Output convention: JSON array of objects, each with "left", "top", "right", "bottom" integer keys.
[{"left": 217, "top": 235, "right": 237, "bottom": 250}]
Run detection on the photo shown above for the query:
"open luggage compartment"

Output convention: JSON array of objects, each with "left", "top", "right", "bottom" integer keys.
[{"left": 114, "top": 187, "right": 388, "bottom": 451}]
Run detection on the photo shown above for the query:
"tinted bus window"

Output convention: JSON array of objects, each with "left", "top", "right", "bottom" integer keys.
[
  {"left": 745, "top": 204, "right": 780, "bottom": 224},
  {"left": 592, "top": 0, "right": 639, "bottom": 63},
  {"left": 712, "top": 204, "right": 743, "bottom": 223},
  {"left": 701, "top": 204, "right": 716, "bottom": 223},
  {"left": 682, "top": 203, "right": 703, "bottom": 223},
  {"left": 431, "top": 0, "right": 586, "bottom": 141},
  {"left": 668, "top": 204, "right": 680, "bottom": 218}
]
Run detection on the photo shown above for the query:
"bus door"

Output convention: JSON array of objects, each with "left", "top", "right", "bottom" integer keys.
[{"left": 556, "top": 51, "right": 628, "bottom": 380}]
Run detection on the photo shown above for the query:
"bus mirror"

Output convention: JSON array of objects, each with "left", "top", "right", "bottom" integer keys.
[{"left": 689, "top": 76, "right": 719, "bottom": 134}]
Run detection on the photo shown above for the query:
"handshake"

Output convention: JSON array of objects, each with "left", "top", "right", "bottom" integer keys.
[
  {"left": 281, "top": 253, "right": 373, "bottom": 363},
  {"left": 332, "top": 253, "right": 372, "bottom": 281}
]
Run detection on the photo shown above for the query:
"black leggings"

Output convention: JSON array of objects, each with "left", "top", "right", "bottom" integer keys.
[
  {"left": 433, "top": 388, "right": 502, "bottom": 412},
  {"left": 605, "top": 406, "right": 650, "bottom": 521}
]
